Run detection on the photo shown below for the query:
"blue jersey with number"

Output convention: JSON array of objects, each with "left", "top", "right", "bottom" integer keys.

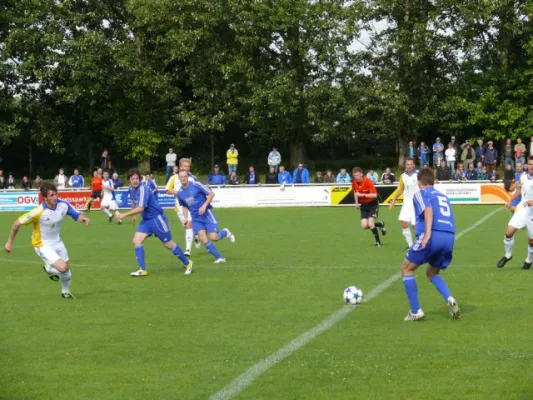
[
  {"left": 177, "top": 181, "right": 213, "bottom": 219},
  {"left": 128, "top": 184, "right": 164, "bottom": 220},
  {"left": 413, "top": 187, "right": 455, "bottom": 237}
]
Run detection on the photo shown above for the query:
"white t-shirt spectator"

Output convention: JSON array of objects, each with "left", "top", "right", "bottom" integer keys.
[
  {"left": 445, "top": 148, "right": 456, "bottom": 162},
  {"left": 166, "top": 152, "right": 177, "bottom": 167},
  {"left": 268, "top": 150, "right": 281, "bottom": 167},
  {"left": 54, "top": 174, "right": 67, "bottom": 189}
]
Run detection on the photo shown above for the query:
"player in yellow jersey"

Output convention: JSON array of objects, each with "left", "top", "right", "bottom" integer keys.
[
  {"left": 3, "top": 183, "right": 90, "bottom": 299},
  {"left": 389, "top": 157, "right": 418, "bottom": 248}
]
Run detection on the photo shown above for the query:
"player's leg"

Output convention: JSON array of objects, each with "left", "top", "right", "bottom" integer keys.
[
  {"left": 154, "top": 214, "right": 193, "bottom": 274},
  {"left": 400, "top": 258, "right": 423, "bottom": 320},
  {"left": 101, "top": 201, "right": 113, "bottom": 222},
  {"left": 372, "top": 203, "right": 386, "bottom": 235},
  {"left": 196, "top": 222, "right": 225, "bottom": 262},
  {"left": 109, "top": 201, "right": 121, "bottom": 224},
  {"left": 131, "top": 226, "right": 150, "bottom": 276},
  {"left": 367, "top": 217, "right": 382, "bottom": 246},
  {"left": 36, "top": 245, "right": 74, "bottom": 298},
  {"left": 522, "top": 222, "right": 533, "bottom": 270},
  {"left": 206, "top": 210, "right": 235, "bottom": 243},
  {"left": 498, "top": 224, "right": 518, "bottom": 267}
]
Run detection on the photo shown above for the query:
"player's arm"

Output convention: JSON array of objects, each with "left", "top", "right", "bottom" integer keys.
[
  {"left": 165, "top": 176, "right": 177, "bottom": 195},
  {"left": 3, "top": 218, "right": 22, "bottom": 253},
  {"left": 421, "top": 206, "right": 433, "bottom": 247},
  {"left": 118, "top": 188, "right": 145, "bottom": 220},
  {"left": 506, "top": 183, "right": 522, "bottom": 209},
  {"left": 65, "top": 201, "right": 90, "bottom": 225},
  {"left": 389, "top": 177, "right": 404, "bottom": 208},
  {"left": 352, "top": 181, "right": 360, "bottom": 208},
  {"left": 363, "top": 182, "right": 378, "bottom": 199},
  {"left": 195, "top": 182, "right": 214, "bottom": 215}
]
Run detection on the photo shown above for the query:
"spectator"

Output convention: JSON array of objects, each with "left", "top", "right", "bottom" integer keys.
[
  {"left": 405, "top": 141, "right": 417, "bottom": 163},
  {"left": 278, "top": 166, "right": 292, "bottom": 184},
  {"left": 433, "top": 137, "right": 444, "bottom": 166},
  {"left": 323, "top": 169, "right": 335, "bottom": 183},
  {"left": 460, "top": 142, "right": 475, "bottom": 168},
  {"left": 228, "top": 171, "right": 241, "bottom": 185},
  {"left": 53, "top": 168, "right": 68, "bottom": 189},
  {"left": 436, "top": 161, "right": 451, "bottom": 182},
  {"left": 111, "top": 172, "right": 124, "bottom": 189},
  {"left": 6, "top": 173, "right": 15, "bottom": 189},
  {"left": 477, "top": 166, "right": 489, "bottom": 181},
  {"left": 366, "top": 169, "right": 378, "bottom": 184},
  {"left": 381, "top": 168, "right": 396, "bottom": 184},
  {"left": 244, "top": 166, "right": 260, "bottom": 185},
  {"left": 453, "top": 167, "right": 465, "bottom": 181},
  {"left": 503, "top": 139, "right": 514, "bottom": 167},
  {"left": 0, "top": 169, "right": 4, "bottom": 189},
  {"left": 417, "top": 141, "right": 430, "bottom": 168},
  {"left": 165, "top": 148, "right": 177, "bottom": 182},
  {"left": 265, "top": 167, "right": 278, "bottom": 184},
  {"left": 207, "top": 165, "right": 226, "bottom": 186},
  {"left": 529, "top": 137, "right": 533, "bottom": 157},
  {"left": 20, "top": 176, "right": 32, "bottom": 190},
  {"left": 423, "top": 162, "right": 430, "bottom": 169},
  {"left": 145, "top": 172, "right": 158, "bottom": 194},
  {"left": 267, "top": 146, "right": 282, "bottom": 172},
  {"left": 503, "top": 164, "right": 514, "bottom": 191},
  {"left": 475, "top": 139, "right": 486, "bottom": 164},
  {"left": 488, "top": 166, "right": 499, "bottom": 181},
  {"left": 33, "top": 175, "right": 43, "bottom": 189},
  {"left": 449, "top": 136, "right": 460, "bottom": 156},
  {"left": 68, "top": 169, "right": 84, "bottom": 188},
  {"left": 226, "top": 144, "right": 238, "bottom": 175},
  {"left": 336, "top": 168, "right": 351, "bottom": 183},
  {"left": 314, "top": 171, "right": 324, "bottom": 183},
  {"left": 475, "top": 162, "right": 483, "bottom": 175},
  {"left": 484, "top": 141, "right": 498, "bottom": 167},
  {"left": 292, "top": 163, "right": 310, "bottom": 184},
  {"left": 100, "top": 148, "right": 112, "bottom": 171},
  {"left": 465, "top": 164, "right": 478, "bottom": 180},
  {"left": 97, "top": 167, "right": 103, "bottom": 177},
  {"left": 516, "top": 161, "right": 526, "bottom": 176},
  {"left": 445, "top": 142, "right": 457, "bottom": 173},
  {"left": 515, "top": 138, "right": 526, "bottom": 166}
]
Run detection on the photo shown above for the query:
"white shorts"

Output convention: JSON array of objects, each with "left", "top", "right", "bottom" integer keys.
[
  {"left": 398, "top": 202, "right": 416, "bottom": 226},
  {"left": 35, "top": 242, "right": 69, "bottom": 266},
  {"left": 509, "top": 205, "right": 528, "bottom": 230},
  {"left": 176, "top": 204, "right": 192, "bottom": 225},
  {"left": 101, "top": 199, "right": 118, "bottom": 210}
]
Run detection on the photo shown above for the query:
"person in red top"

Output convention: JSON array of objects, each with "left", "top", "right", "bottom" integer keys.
[
  {"left": 85, "top": 170, "right": 103, "bottom": 211},
  {"left": 352, "top": 167, "right": 387, "bottom": 246}
]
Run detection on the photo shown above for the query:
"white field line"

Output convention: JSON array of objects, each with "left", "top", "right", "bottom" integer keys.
[{"left": 208, "top": 207, "right": 503, "bottom": 400}]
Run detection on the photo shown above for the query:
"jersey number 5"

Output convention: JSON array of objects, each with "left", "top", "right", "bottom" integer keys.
[{"left": 438, "top": 196, "right": 451, "bottom": 217}]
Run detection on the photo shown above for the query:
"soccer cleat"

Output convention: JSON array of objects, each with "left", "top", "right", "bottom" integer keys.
[
  {"left": 214, "top": 258, "right": 226, "bottom": 264},
  {"left": 108, "top": 216, "right": 113, "bottom": 223},
  {"left": 184, "top": 260, "right": 194, "bottom": 275},
  {"left": 447, "top": 297, "right": 461, "bottom": 320},
  {"left": 223, "top": 228, "right": 236, "bottom": 243},
  {"left": 61, "top": 292, "right": 75, "bottom": 299},
  {"left": 118, "top": 219, "right": 122, "bottom": 225},
  {"left": 42, "top": 265, "right": 59, "bottom": 282},
  {"left": 375, "top": 242, "right": 382, "bottom": 247},
  {"left": 130, "top": 269, "right": 148, "bottom": 277},
  {"left": 404, "top": 309, "right": 425, "bottom": 321},
  {"left": 497, "top": 256, "right": 512, "bottom": 268},
  {"left": 379, "top": 221, "right": 387, "bottom": 236},
  {"left": 194, "top": 236, "right": 201, "bottom": 249},
  {"left": 184, "top": 250, "right": 191, "bottom": 257},
  {"left": 86, "top": 200, "right": 92, "bottom": 211},
  {"left": 522, "top": 261, "right": 532, "bottom": 270}
]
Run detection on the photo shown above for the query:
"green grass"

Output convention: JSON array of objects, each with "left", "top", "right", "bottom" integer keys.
[{"left": 1, "top": 205, "right": 532, "bottom": 400}]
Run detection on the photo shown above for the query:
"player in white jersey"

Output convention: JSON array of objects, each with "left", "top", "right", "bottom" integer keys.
[
  {"left": 165, "top": 158, "right": 200, "bottom": 256},
  {"left": 499, "top": 156, "right": 533, "bottom": 270},
  {"left": 389, "top": 157, "right": 418, "bottom": 248},
  {"left": 101, "top": 171, "right": 122, "bottom": 224},
  {"left": 3, "top": 183, "right": 90, "bottom": 299}
]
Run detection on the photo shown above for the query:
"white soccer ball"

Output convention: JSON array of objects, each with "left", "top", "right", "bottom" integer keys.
[{"left": 343, "top": 286, "right": 363, "bottom": 305}]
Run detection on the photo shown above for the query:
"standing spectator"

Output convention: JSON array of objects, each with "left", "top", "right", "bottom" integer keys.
[
  {"left": 366, "top": 169, "right": 379, "bottom": 183},
  {"left": 228, "top": 171, "right": 241, "bottom": 185},
  {"left": 292, "top": 163, "right": 310, "bottom": 184},
  {"left": 432, "top": 138, "right": 444, "bottom": 166},
  {"left": 314, "top": 171, "right": 324, "bottom": 183},
  {"left": 503, "top": 138, "right": 514, "bottom": 167},
  {"left": 265, "top": 167, "right": 278, "bottom": 184},
  {"left": 6, "top": 173, "right": 15, "bottom": 189},
  {"left": 111, "top": 172, "right": 124, "bottom": 189},
  {"left": 417, "top": 141, "right": 430, "bottom": 169},
  {"left": 54, "top": 168, "right": 68, "bottom": 189},
  {"left": 165, "top": 148, "right": 177, "bottom": 182},
  {"left": 96, "top": 167, "right": 103, "bottom": 178},
  {"left": 69, "top": 169, "right": 84, "bottom": 188},
  {"left": 20, "top": 176, "right": 32, "bottom": 190},
  {"left": 0, "top": 169, "right": 4, "bottom": 189},
  {"left": 405, "top": 141, "right": 417, "bottom": 163},
  {"left": 465, "top": 164, "right": 478, "bottom": 180},
  {"left": 475, "top": 139, "right": 486, "bottom": 164},
  {"left": 503, "top": 164, "right": 514, "bottom": 191},
  {"left": 449, "top": 136, "right": 460, "bottom": 156},
  {"left": 515, "top": 138, "right": 526, "bottom": 166},
  {"left": 267, "top": 146, "right": 282, "bottom": 172},
  {"left": 529, "top": 137, "right": 533, "bottom": 157},
  {"left": 244, "top": 166, "right": 260, "bottom": 185},
  {"left": 336, "top": 168, "right": 351, "bottom": 183},
  {"left": 484, "top": 141, "right": 498, "bottom": 167},
  {"left": 226, "top": 144, "right": 238, "bottom": 175},
  {"left": 100, "top": 148, "right": 112, "bottom": 171},
  {"left": 278, "top": 166, "right": 292, "bottom": 184},
  {"left": 381, "top": 168, "right": 396, "bottom": 184},
  {"left": 33, "top": 175, "right": 43, "bottom": 189},
  {"left": 488, "top": 165, "right": 499, "bottom": 181},
  {"left": 460, "top": 142, "right": 475, "bottom": 168},
  {"left": 436, "top": 161, "right": 451, "bottom": 182},
  {"left": 207, "top": 165, "right": 227, "bottom": 185},
  {"left": 477, "top": 166, "right": 489, "bottom": 181},
  {"left": 323, "top": 169, "right": 335, "bottom": 183},
  {"left": 445, "top": 142, "right": 457, "bottom": 173}
]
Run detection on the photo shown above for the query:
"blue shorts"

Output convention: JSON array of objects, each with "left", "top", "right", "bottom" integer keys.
[
  {"left": 511, "top": 195, "right": 522, "bottom": 207},
  {"left": 192, "top": 210, "right": 220, "bottom": 235},
  {"left": 137, "top": 215, "right": 172, "bottom": 243},
  {"left": 406, "top": 231, "right": 454, "bottom": 269}
]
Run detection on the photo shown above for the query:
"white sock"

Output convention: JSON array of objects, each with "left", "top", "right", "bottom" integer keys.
[
  {"left": 504, "top": 236, "right": 515, "bottom": 259},
  {"left": 103, "top": 208, "right": 112, "bottom": 217},
  {"left": 60, "top": 269, "right": 72, "bottom": 293},
  {"left": 526, "top": 246, "right": 533, "bottom": 263},
  {"left": 45, "top": 264, "right": 59, "bottom": 275},
  {"left": 402, "top": 228, "right": 413, "bottom": 246},
  {"left": 114, "top": 210, "right": 120, "bottom": 216},
  {"left": 185, "top": 228, "right": 193, "bottom": 251}
]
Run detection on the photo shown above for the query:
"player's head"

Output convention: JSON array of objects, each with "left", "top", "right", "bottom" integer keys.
[
  {"left": 179, "top": 158, "right": 192, "bottom": 172},
  {"left": 516, "top": 162, "right": 522, "bottom": 171},
  {"left": 405, "top": 157, "right": 414, "bottom": 172},
  {"left": 93, "top": 170, "right": 99, "bottom": 177},
  {"left": 74, "top": 169, "right": 79, "bottom": 175},
  {"left": 178, "top": 169, "right": 190, "bottom": 186},
  {"left": 112, "top": 172, "right": 118, "bottom": 179},
  {"left": 127, "top": 168, "right": 142, "bottom": 188},
  {"left": 103, "top": 171, "right": 109, "bottom": 179},
  {"left": 97, "top": 168, "right": 103, "bottom": 176},
  {"left": 352, "top": 167, "right": 363, "bottom": 183},
  {"left": 417, "top": 168, "right": 434, "bottom": 188},
  {"left": 40, "top": 182, "right": 58, "bottom": 207},
  {"left": 528, "top": 156, "right": 533, "bottom": 174}
]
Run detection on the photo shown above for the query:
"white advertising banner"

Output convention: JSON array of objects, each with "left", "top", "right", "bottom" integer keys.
[{"left": 434, "top": 184, "right": 481, "bottom": 203}]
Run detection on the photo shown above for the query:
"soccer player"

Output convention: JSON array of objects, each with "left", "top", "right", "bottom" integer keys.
[
  {"left": 3, "top": 183, "right": 90, "bottom": 299},
  {"left": 85, "top": 170, "right": 103, "bottom": 211},
  {"left": 498, "top": 156, "right": 533, "bottom": 270},
  {"left": 401, "top": 168, "right": 460, "bottom": 321},
  {"left": 166, "top": 158, "right": 200, "bottom": 256},
  {"left": 177, "top": 170, "right": 235, "bottom": 263},
  {"left": 352, "top": 167, "right": 386, "bottom": 246},
  {"left": 389, "top": 157, "right": 417, "bottom": 248},
  {"left": 116, "top": 169, "right": 193, "bottom": 276},
  {"left": 145, "top": 173, "right": 158, "bottom": 194},
  {"left": 101, "top": 171, "right": 121, "bottom": 224},
  {"left": 509, "top": 161, "right": 526, "bottom": 214}
]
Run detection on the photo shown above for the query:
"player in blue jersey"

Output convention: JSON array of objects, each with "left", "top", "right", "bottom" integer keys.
[
  {"left": 177, "top": 170, "right": 235, "bottom": 263},
  {"left": 116, "top": 169, "right": 193, "bottom": 276},
  {"left": 401, "top": 168, "right": 460, "bottom": 321},
  {"left": 509, "top": 161, "right": 526, "bottom": 213}
]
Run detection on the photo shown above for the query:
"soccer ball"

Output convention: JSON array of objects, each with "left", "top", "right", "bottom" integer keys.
[{"left": 343, "top": 286, "right": 363, "bottom": 305}]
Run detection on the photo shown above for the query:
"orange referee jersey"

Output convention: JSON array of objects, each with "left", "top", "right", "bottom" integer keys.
[
  {"left": 91, "top": 176, "right": 103, "bottom": 191},
  {"left": 351, "top": 177, "right": 377, "bottom": 204}
]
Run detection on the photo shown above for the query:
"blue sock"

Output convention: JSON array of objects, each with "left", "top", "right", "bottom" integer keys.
[
  {"left": 134, "top": 245, "right": 146, "bottom": 270},
  {"left": 171, "top": 244, "right": 189, "bottom": 266},
  {"left": 430, "top": 275, "right": 452, "bottom": 302},
  {"left": 402, "top": 275, "right": 420, "bottom": 313},
  {"left": 219, "top": 229, "right": 228, "bottom": 240},
  {"left": 205, "top": 241, "right": 223, "bottom": 260}
]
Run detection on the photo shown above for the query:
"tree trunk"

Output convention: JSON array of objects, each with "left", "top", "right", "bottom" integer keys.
[
  {"left": 139, "top": 156, "right": 151, "bottom": 172},
  {"left": 88, "top": 143, "right": 94, "bottom": 171},
  {"left": 210, "top": 134, "right": 215, "bottom": 170},
  {"left": 28, "top": 145, "right": 33, "bottom": 176},
  {"left": 397, "top": 135, "right": 409, "bottom": 169},
  {"left": 290, "top": 139, "right": 308, "bottom": 168}
]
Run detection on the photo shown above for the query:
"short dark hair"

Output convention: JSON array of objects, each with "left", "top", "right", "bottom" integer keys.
[
  {"left": 405, "top": 157, "right": 414, "bottom": 163},
  {"left": 528, "top": 155, "right": 533, "bottom": 162},
  {"left": 127, "top": 168, "right": 142, "bottom": 180},
  {"left": 352, "top": 167, "right": 363, "bottom": 174},
  {"left": 40, "top": 182, "right": 57, "bottom": 197},
  {"left": 417, "top": 168, "right": 435, "bottom": 185}
]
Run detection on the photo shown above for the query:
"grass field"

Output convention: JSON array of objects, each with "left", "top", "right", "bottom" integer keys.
[{"left": 1, "top": 205, "right": 533, "bottom": 400}]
